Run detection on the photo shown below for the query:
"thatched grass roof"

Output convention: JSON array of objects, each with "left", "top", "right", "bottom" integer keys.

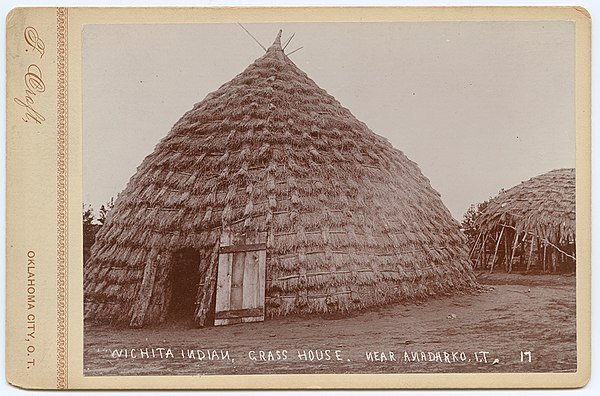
[
  {"left": 470, "top": 168, "right": 575, "bottom": 273},
  {"left": 84, "top": 32, "right": 477, "bottom": 326},
  {"left": 474, "top": 168, "right": 575, "bottom": 243}
]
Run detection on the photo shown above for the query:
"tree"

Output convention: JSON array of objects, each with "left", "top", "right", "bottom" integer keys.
[
  {"left": 83, "top": 203, "right": 94, "bottom": 226},
  {"left": 83, "top": 198, "right": 115, "bottom": 263},
  {"left": 461, "top": 199, "right": 489, "bottom": 250},
  {"left": 97, "top": 197, "right": 115, "bottom": 226},
  {"left": 83, "top": 204, "right": 99, "bottom": 263}
]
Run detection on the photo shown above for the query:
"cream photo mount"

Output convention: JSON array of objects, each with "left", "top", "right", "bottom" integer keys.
[{"left": 5, "top": 6, "right": 591, "bottom": 390}]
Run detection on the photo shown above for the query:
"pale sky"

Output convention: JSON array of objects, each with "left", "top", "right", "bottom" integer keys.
[{"left": 83, "top": 22, "right": 575, "bottom": 220}]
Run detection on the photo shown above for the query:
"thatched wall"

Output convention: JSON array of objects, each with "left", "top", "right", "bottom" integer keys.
[
  {"left": 470, "top": 168, "right": 575, "bottom": 273},
  {"left": 84, "top": 32, "right": 477, "bottom": 327}
]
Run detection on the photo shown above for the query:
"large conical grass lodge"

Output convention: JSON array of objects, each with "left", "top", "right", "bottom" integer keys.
[
  {"left": 84, "top": 31, "right": 477, "bottom": 328},
  {"left": 469, "top": 168, "right": 575, "bottom": 273}
]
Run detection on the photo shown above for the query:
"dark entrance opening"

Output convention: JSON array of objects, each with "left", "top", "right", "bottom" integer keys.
[{"left": 168, "top": 248, "right": 202, "bottom": 324}]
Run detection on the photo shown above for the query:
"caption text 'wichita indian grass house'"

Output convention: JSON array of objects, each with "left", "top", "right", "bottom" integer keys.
[{"left": 84, "top": 31, "right": 477, "bottom": 328}]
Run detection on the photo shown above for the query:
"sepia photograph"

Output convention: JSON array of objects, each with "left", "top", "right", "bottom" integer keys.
[{"left": 80, "top": 21, "right": 577, "bottom": 377}]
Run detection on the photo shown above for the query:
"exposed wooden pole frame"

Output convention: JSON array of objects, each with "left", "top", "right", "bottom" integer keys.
[
  {"left": 518, "top": 232, "right": 527, "bottom": 268},
  {"left": 499, "top": 223, "right": 576, "bottom": 261},
  {"left": 482, "top": 232, "right": 489, "bottom": 269},
  {"left": 537, "top": 239, "right": 542, "bottom": 269},
  {"left": 508, "top": 230, "right": 519, "bottom": 273},
  {"left": 504, "top": 233, "right": 510, "bottom": 271},
  {"left": 551, "top": 242, "right": 557, "bottom": 273},
  {"left": 518, "top": 244, "right": 524, "bottom": 268},
  {"left": 490, "top": 227, "right": 504, "bottom": 274},
  {"left": 558, "top": 239, "right": 564, "bottom": 269},
  {"left": 469, "top": 231, "right": 483, "bottom": 258},
  {"left": 543, "top": 241, "right": 548, "bottom": 272},
  {"left": 526, "top": 235, "right": 535, "bottom": 272},
  {"left": 476, "top": 232, "right": 490, "bottom": 269},
  {"left": 546, "top": 239, "right": 577, "bottom": 261}
]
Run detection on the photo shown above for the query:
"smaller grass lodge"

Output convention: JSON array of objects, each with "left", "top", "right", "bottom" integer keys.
[{"left": 469, "top": 168, "right": 576, "bottom": 273}]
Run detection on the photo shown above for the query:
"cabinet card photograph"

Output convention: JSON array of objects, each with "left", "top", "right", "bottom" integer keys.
[{"left": 6, "top": 6, "right": 591, "bottom": 390}]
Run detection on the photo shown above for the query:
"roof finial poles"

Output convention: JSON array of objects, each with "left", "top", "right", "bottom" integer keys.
[
  {"left": 237, "top": 26, "right": 302, "bottom": 56},
  {"left": 282, "top": 33, "right": 295, "bottom": 50},
  {"left": 282, "top": 30, "right": 303, "bottom": 56},
  {"left": 286, "top": 46, "right": 304, "bottom": 56},
  {"left": 237, "top": 23, "right": 267, "bottom": 52}
]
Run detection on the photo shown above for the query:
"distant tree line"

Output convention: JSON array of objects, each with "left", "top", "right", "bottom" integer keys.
[
  {"left": 83, "top": 198, "right": 114, "bottom": 263},
  {"left": 460, "top": 198, "right": 490, "bottom": 250}
]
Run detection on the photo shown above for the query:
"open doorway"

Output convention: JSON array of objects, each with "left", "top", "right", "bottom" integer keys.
[{"left": 167, "top": 248, "right": 202, "bottom": 325}]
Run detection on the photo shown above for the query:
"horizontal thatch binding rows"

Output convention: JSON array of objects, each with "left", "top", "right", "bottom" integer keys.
[
  {"left": 84, "top": 31, "right": 477, "bottom": 327},
  {"left": 470, "top": 168, "right": 575, "bottom": 273}
]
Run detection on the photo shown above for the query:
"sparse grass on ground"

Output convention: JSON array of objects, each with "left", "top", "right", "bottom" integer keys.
[{"left": 84, "top": 272, "right": 577, "bottom": 376}]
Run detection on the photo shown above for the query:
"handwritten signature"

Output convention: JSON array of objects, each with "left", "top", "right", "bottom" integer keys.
[
  {"left": 15, "top": 26, "right": 46, "bottom": 124},
  {"left": 24, "top": 26, "right": 45, "bottom": 58}
]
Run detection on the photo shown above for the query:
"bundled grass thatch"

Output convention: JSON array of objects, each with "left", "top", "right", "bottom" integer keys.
[
  {"left": 84, "top": 31, "right": 477, "bottom": 328},
  {"left": 470, "top": 168, "right": 575, "bottom": 273}
]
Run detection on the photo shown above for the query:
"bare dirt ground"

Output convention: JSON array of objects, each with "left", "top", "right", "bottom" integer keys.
[{"left": 84, "top": 272, "right": 577, "bottom": 376}]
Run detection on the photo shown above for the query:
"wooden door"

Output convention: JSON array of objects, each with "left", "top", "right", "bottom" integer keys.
[{"left": 214, "top": 231, "right": 266, "bottom": 326}]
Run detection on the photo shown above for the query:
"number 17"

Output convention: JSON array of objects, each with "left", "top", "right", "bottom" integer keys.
[{"left": 520, "top": 351, "right": 532, "bottom": 362}]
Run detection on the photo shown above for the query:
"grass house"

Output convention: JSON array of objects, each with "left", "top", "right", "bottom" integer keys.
[
  {"left": 84, "top": 31, "right": 477, "bottom": 328},
  {"left": 469, "top": 168, "right": 575, "bottom": 273}
]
